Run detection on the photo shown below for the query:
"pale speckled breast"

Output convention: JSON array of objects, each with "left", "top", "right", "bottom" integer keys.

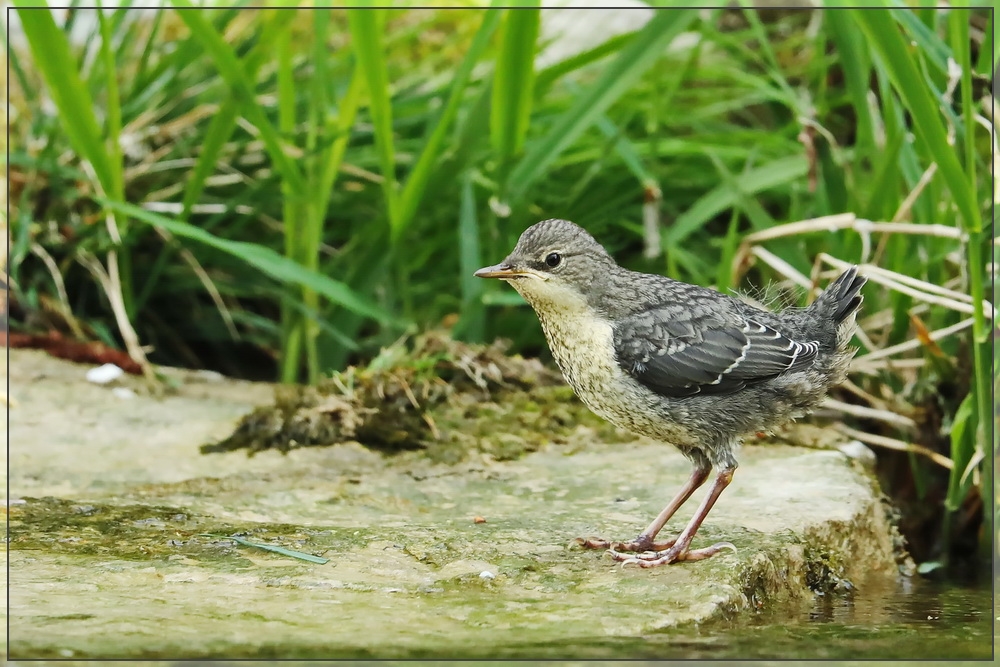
[
  {"left": 534, "top": 309, "right": 694, "bottom": 446},
  {"left": 536, "top": 310, "right": 621, "bottom": 418},
  {"left": 511, "top": 279, "right": 695, "bottom": 446}
]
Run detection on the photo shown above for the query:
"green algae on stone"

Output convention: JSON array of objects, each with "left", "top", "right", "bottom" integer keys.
[
  {"left": 203, "top": 331, "right": 624, "bottom": 462},
  {"left": 8, "top": 497, "right": 336, "bottom": 566}
]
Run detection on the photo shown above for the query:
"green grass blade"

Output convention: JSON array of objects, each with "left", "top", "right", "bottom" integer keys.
[
  {"left": 861, "top": 129, "right": 906, "bottom": 221},
  {"left": 716, "top": 209, "right": 741, "bottom": 291},
  {"left": 974, "top": 11, "right": 994, "bottom": 75},
  {"left": 535, "top": 31, "right": 634, "bottom": 94},
  {"left": 852, "top": 9, "right": 979, "bottom": 233},
  {"left": 14, "top": 5, "right": 116, "bottom": 194},
  {"left": 172, "top": 2, "right": 305, "bottom": 195},
  {"left": 2, "top": 15, "right": 34, "bottom": 105},
  {"left": 276, "top": 21, "right": 300, "bottom": 265},
  {"left": 455, "top": 171, "right": 484, "bottom": 341},
  {"left": 281, "top": 297, "right": 360, "bottom": 352},
  {"left": 944, "top": 394, "right": 977, "bottom": 512},
  {"left": 507, "top": 8, "right": 700, "bottom": 201},
  {"left": 128, "top": 7, "right": 165, "bottom": 100},
  {"left": 179, "top": 10, "right": 296, "bottom": 220},
  {"left": 949, "top": 9, "right": 977, "bottom": 205},
  {"left": 491, "top": 5, "right": 540, "bottom": 165},
  {"left": 827, "top": 9, "right": 876, "bottom": 156},
  {"left": 348, "top": 7, "right": 401, "bottom": 239},
  {"left": 317, "top": 69, "right": 363, "bottom": 223},
  {"left": 665, "top": 155, "right": 808, "bottom": 247},
  {"left": 397, "top": 7, "right": 503, "bottom": 233},
  {"left": 890, "top": 5, "right": 952, "bottom": 74},
  {"left": 707, "top": 152, "right": 777, "bottom": 233},
  {"left": 96, "top": 6, "right": 123, "bottom": 200},
  {"left": 276, "top": 20, "right": 305, "bottom": 383},
  {"left": 594, "top": 113, "right": 655, "bottom": 189},
  {"left": 102, "top": 200, "right": 398, "bottom": 325}
]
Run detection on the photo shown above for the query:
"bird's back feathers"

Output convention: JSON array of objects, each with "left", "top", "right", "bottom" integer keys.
[
  {"left": 611, "top": 267, "right": 863, "bottom": 399},
  {"left": 614, "top": 307, "right": 819, "bottom": 398}
]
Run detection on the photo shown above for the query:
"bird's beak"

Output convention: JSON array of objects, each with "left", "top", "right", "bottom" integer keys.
[{"left": 474, "top": 263, "right": 544, "bottom": 280}]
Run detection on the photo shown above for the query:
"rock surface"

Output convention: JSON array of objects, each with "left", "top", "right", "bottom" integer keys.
[{"left": 4, "top": 348, "right": 900, "bottom": 659}]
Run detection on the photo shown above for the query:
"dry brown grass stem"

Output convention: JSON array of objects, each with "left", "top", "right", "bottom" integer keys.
[
  {"left": 819, "top": 254, "right": 995, "bottom": 320},
  {"left": 749, "top": 246, "right": 813, "bottom": 290},
  {"left": 891, "top": 162, "right": 938, "bottom": 224},
  {"left": 822, "top": 397, "right": 917, "bottom": 431},
  {"left": 839, "top": 378, "right": 897, "bottom": 411},
  {"left": 835, "top": 424, "right": 953, "bottom": 470},
  {"left": 854, "top": 317, "right": 974, "bottom": 363},
  {"left": 79, "top": 162, "right": 155, "bottom": 383},
  {"left": 851, "top": 358, "right": 927, "bottom": 374},
  {"left": 740, "top": 212, "right": 964, "bottom": 248}
]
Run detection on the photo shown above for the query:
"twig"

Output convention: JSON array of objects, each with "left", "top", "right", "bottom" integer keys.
[
  {"left": 835, "top": 424, "right": 953, "bottom": 470},
  {"left": 29, "top": 243, "right": 86, "bottom": 339},
  {"left": 891, "top": 162, "right": 938, "bottom": 223},
  {"left": 853, "top": 318, "right": 974, "bottom": 363},
  {"left": 822, "top": 397, "right": 917, "bottom": 432},
  {"left": 853, "top": 261, "right": 974, "bottom": 304},
  {"left": 150, "top": 227, "right": 240, "bottom": 339},
  {"left": 839, "top": 378, "right": 897, "bottom": 411},
  {"left": 78, "top": 163, "right": 155, "bottom": 382},
  {"left": 741, "top": 213, "right": 964, "bottom": 245},
  {"left": 748, "top": 246, "right": 813, "bottom": 289},
  {"left": 859, "top": 302, "right": 930, "bottom": 333},
  {"left": 819, "top": 254, "right": 994, "bottom": 319},
  {"left": 852, "top": 358, "right": 927, "bottom": 374}
]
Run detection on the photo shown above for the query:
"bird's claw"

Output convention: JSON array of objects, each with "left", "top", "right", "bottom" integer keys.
[
  {"left": 713, "top": 541, "right": 738, "bottom": 557},
  {"left": 574, "top": 536, "right": 613, "bottom": 550},
  {"left": 608, "top": 547, "right": 661, "bottom": 565},
  {"left": 609, "top": 541, "right": 738, "bottom": 567},
  {"left": 581, "top": 535, "right": 676, "bottom": 553},
  {"left": 619, "top": 556, "right": 643, "bottom": 569}
]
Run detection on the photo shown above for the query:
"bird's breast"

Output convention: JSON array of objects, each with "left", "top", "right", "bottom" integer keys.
[{"left": 534, "top": 308, "right": 626, "bottom": 421}]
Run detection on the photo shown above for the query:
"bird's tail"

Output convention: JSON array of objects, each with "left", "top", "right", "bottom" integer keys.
[{"left": 809, "top": 265, "right": 867, "bottom": 324}]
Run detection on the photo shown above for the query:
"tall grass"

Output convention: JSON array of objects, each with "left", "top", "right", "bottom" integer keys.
[{"left": 8, "top": 6, "right": 995, "bottom": 562}]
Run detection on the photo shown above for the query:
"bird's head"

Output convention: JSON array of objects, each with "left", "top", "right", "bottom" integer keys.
[{"left": 474, "top": 219, "right": 616, "bottom": 311}]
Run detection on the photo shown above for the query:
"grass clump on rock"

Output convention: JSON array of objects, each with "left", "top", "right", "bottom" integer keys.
[{"left": 204, "top": 331, "right": 621, "bottom": 462}]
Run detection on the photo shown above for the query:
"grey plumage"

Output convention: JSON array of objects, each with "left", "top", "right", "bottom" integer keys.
[{"left": 475, "top": 218, "right": 866, "bottom": 566}]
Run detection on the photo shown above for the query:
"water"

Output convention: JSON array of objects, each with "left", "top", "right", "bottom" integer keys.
[
  {"left": 715, "top": 575, "right": 993, "bottom": 660},
  {"left": 479, "top": 573, "right": 994, "bottom": 660}
]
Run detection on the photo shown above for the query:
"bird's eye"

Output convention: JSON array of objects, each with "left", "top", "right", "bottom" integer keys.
[{"left": 545, "top": 252, "right": 562, "bottom": 268}]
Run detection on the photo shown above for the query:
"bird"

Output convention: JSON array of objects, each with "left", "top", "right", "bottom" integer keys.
[{"left": 474, "top": 219, "right": 866, "bottom": 567}]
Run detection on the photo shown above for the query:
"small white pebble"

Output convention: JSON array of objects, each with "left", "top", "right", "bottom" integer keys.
[
  {"left": 86, "top": 363, "right": 125, "bottom": 385},
  {"left": 838, "top": 440, "right": 877, "bottom": 467},
  {"left": 111, "top": 387, "right": 137, "bottom": 400},
  {"left": 59, "top": 649, "right": 74, "bottom": 657},
  {"left": 479, "top": 570, "right": 496, "bottom": 580},
  {"left": 193, "top": 369, "right": 225, "bottom": 383}
]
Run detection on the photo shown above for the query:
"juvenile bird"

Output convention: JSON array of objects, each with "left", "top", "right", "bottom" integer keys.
[{"left": 475, "top": 219, "right": 866, "bottom": 567}]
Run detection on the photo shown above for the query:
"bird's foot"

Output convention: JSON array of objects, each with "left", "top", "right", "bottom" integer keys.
[
  {"left": 613, "top": 541, "right": 737, "bottom": 568},
  {"left": 574, "top": 535, "right": 676, "bottom": 552}
]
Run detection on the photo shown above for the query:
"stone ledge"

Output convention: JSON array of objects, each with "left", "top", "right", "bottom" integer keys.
[{"left": 5, "top": 349, "right": 898, "bottom": 659}]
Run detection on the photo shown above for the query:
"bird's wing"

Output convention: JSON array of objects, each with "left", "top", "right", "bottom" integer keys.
[{"left": 613, "top": 308, "right": 819, "bottom": 398}]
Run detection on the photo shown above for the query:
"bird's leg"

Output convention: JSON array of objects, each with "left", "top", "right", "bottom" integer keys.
[
  {"left": 614, "top": 467, "right": 737, "bottom": 567},
  {"left": 576, "top": 464, "right": 711, "bottom": 553}
]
